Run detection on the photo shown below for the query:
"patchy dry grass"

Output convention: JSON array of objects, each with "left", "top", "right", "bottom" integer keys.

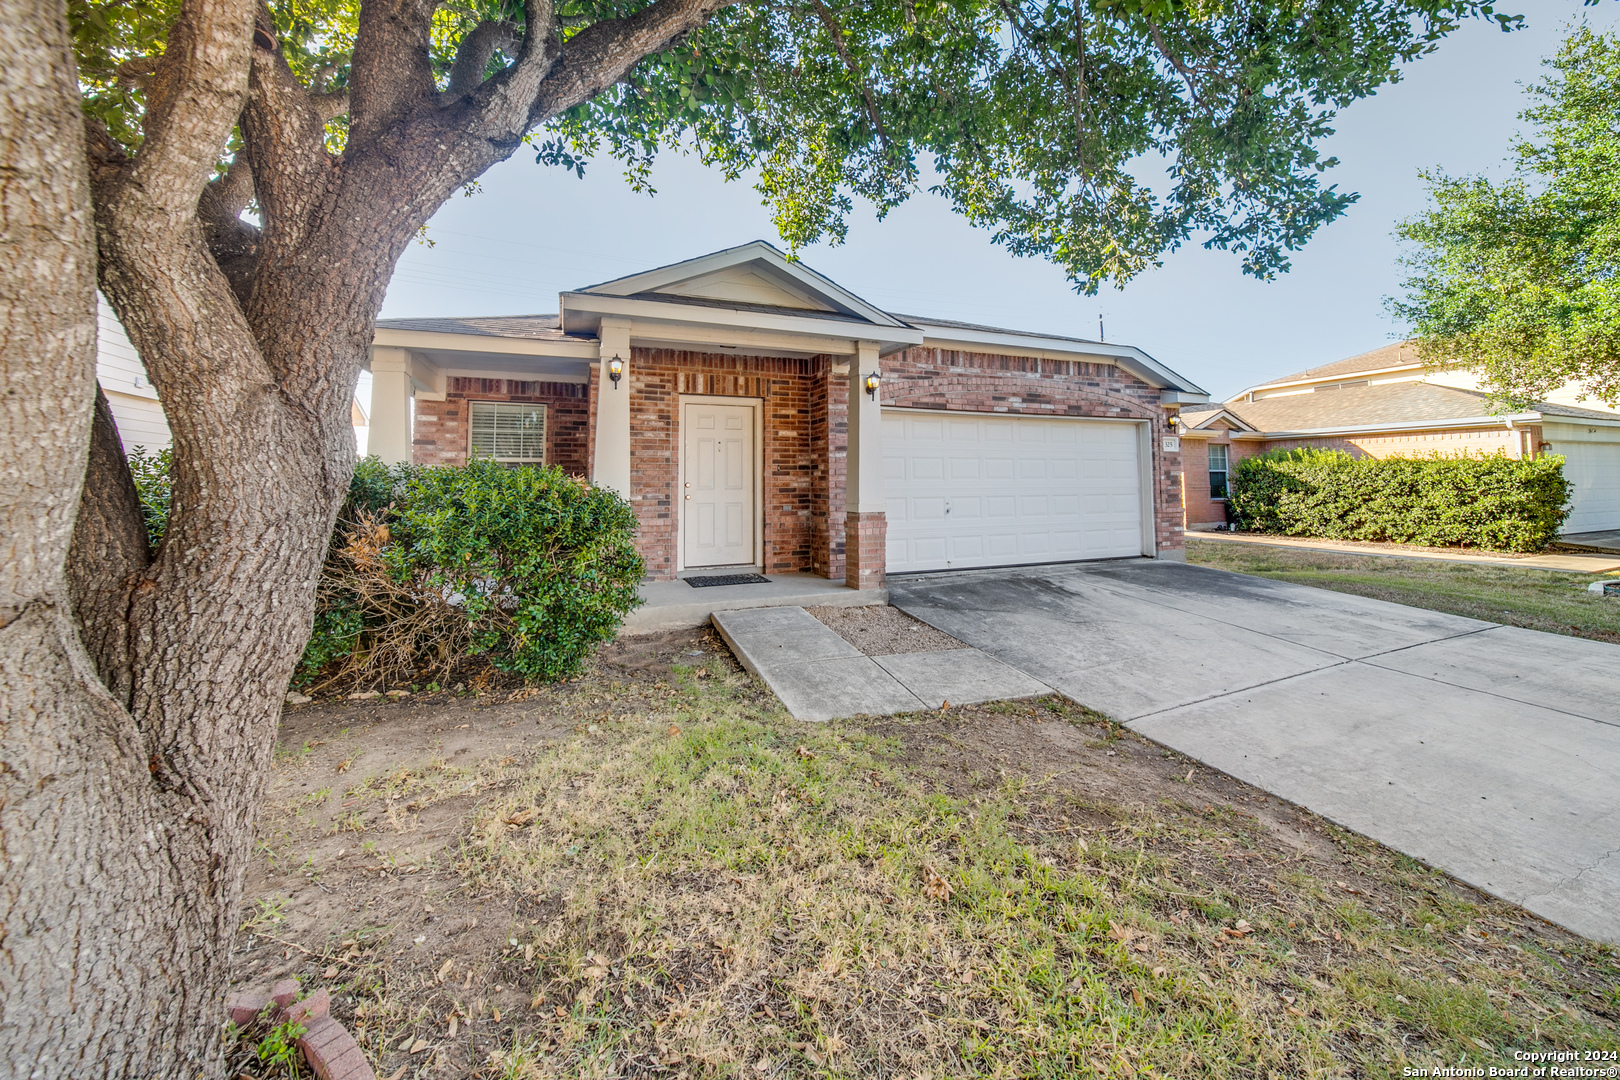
[
  {"left": 233, "top": 632, "right": 1619, "bottom": 1079},
  {"left": 1187, "top": 537, "right": 1620, "bottom": 644}
]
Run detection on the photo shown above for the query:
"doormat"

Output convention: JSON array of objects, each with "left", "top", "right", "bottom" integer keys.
[{"left": 686, "top": 574, "right": 771, "bottom": 588}]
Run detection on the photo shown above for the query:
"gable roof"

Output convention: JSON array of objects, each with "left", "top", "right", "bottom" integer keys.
[
  {"left": 571, "top": 241, "right": 909, "bottom": 329},
  {"left": 1222, "top": 379, "right": 1620, "bottom": 434},
  {"left": 1178, "top": 407, "right": 1255, "bottom": 432}
]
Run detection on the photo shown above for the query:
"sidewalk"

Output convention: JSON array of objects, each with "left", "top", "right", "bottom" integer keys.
[
  {"left": 711, "top": 606, "right": 1049, "bottom": 722},
  {"left": 1188, "top": 530, "right": 1620, "bottom": 574}
]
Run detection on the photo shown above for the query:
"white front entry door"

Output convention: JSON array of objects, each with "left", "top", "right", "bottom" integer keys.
[
  {"left": 683, "top": 402, "right": 756, "bottom": 568},
  {"left": 884, "top": 410, "right": 1144, "bottom": 573}
]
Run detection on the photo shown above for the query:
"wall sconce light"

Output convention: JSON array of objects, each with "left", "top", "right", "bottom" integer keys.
[
  {"left": 608, "top": 355, "right": 624, "bottom": 389},
  {"left": 864, "top": 371, "right": 881, "bottom": 398}
]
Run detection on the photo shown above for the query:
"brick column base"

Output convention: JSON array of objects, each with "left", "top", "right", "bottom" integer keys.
[{"left": 844, "top": 511, "right": 886, "bottom": 591}]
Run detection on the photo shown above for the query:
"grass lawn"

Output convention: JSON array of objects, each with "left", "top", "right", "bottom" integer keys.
[
  {"left": 1187, "top": 537, "right": 1620, "bottom": 645},
  {"left": 232, "top": 630, "right": 1619, "bottom": 1078}
]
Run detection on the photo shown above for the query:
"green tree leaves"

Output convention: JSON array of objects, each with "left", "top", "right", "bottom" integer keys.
[{"left": 1395, "top": 25, "right": 1620, "bottom": 411}]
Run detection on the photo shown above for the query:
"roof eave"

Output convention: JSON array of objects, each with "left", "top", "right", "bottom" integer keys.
[{"left": 906, "top": 321, "right": 1207, "bottom": 395}]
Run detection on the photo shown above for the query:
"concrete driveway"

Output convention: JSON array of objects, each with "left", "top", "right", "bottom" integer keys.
[{"left": 889, "top": 559, "right": 1620, "bottom": 944}]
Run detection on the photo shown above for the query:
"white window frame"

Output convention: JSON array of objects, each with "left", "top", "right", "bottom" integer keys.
[
  {"left": 1207, "top": 442, "right": 1229, "bottom": 500},
  {"left": 468, "top": 401, "right": 548, "bottom": 464}
]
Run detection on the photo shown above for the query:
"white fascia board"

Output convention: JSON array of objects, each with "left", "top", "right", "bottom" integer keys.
[
  {"left": 1540, "top": 414, "right": 1620, "bottom": 430},
  {"left": 563, "top": 292, "right": 923, "bottom": 349},
  {"left": 1180, "top": 408, "right": 1253, "bottom": 432},
  {"left": 574, "top": 241, "right": 908, "bottom": 328},
  {"left": 371, "top": 328, "right": 599, "bottom": 360},
  {"left": 1161, "top": 391, "right": 1213, "bottom": 405},
  {"left": 1234, "top": 362, "right": 1425, "bottom": 399},
  {"left": 911, "top": 324, "right": 1207, "bottom": 395},
  {"left": 1243, "top": 414, "right": 1539, "bottom": 438}
]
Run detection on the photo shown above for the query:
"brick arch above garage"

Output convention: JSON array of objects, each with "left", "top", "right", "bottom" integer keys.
[{"left": 879, "top": 347, "right": 1166, "bottom": 420}]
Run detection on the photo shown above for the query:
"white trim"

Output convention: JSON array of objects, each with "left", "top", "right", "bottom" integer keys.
[
  {"left": 371, "top": 328, "right": 597, "bottom": 359},
  {"left": 905, "top": 322, "right": 1207, "bottom": 395},
  {"left": 1137, "top": 420, "right": 1157, "bottom": 558},
  {"left": 575, "top": 240, "right": 910, "bottom": 329},
  {"left": 676, "top": 395, "right": 765, "bottom": 574},
  {"left": 879, "top": 405, "right": 1158, "bottom": 560},
  {"left": 1236, "top": 361, "right": 1424, "bottom": 398},
  {"left": 879, "top": 404, "right": 1151, "bottom": 425},
  {"left": 1226, "top": 413, "right": 1563, "bottom": 439},
  {"left": 563, "top": 292, "right": 923, "bottom": 349}
]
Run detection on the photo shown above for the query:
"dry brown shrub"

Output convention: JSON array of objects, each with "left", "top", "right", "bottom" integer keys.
[{"left": 307, "top": 511, "right": 473, "bottom": 692}]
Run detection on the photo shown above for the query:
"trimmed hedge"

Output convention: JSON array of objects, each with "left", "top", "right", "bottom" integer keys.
[
  {"left": 1226, "top": 448, "right": 1572, "bottom": 553},
  {"left": 383, "top": 460, "right": 644, "bottom": 681}
]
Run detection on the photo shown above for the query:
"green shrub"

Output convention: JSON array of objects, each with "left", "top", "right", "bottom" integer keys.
[
  {"left": 126, "top": 445, "right": 171, "bottom": 548},
  {"left": 383, "top": 460, "right": 644, "bottom": 682},
  {"left": 1227, "top": 448, "right": 1572, "bottom": 552}
]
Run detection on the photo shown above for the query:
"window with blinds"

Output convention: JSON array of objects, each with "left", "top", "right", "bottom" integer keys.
[
  {"left": 468, "top": 402, "right": 547, "bottom": 463},
  {"left": 1208, "top": 443, "right": 1229, "bottom": 499}
]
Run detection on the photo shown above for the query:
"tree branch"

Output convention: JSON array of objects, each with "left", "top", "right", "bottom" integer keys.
[
  {"left": 444, "top": 20, "right": 521, "bottom": 101},
  {"left": 809, "top": 0, "right": 891, "bottom": 154},
  {"left": 242, "top": 7, "right": 342, "bottom": 265},
  {"left": 198, "top": 156, "right": 262, "bottom": 301},
  {"left": 66, "top": 389, "right": 151, "bottom": 709},
  {"left": 522, "top": 0, "right": 737, "bottom": 129},
  {"left": 121, "top": 0, "right": 256, "bottom": 219},
  {"left": 347, "top": 0, "right": 437, "bottom": 150}
]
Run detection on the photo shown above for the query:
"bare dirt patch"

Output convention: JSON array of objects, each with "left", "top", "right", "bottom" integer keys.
[
  {"left": 232, "top": 630, "right": 1619, "bottom": 1078},
  {"left": 807, "top": 603, "right": 968, "bottom": 655}
]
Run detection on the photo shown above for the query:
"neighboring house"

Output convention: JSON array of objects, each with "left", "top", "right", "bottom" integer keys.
[
  {"left": 97, "top": 294, "right": 371, "bottom": 459},
  {"left": 1178, "top": 341, "right": 1620, "bottom": 534},
  {"left": 369, "top": 242, "right": 1208, "bottom": 588},
  {"left": 97, "top": 294, "right": 170, "bottom": 454}
]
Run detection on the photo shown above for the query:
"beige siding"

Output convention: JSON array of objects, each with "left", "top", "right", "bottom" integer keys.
[{"left": 96, "top": 294, "right": 172, "bottom": 453}]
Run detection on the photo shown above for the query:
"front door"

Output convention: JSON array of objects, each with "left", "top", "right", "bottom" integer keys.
[{"left": 683, "top": 402, "right": 756, "bottom": 568}]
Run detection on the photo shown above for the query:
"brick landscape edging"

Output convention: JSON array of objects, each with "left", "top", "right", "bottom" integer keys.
[{"left": 228, "top": 980, "right": 376, "bottom": 1080}]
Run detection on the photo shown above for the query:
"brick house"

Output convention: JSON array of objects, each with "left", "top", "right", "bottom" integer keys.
[
  {"left": 1177, "top": 342, "right": 1620, "bottom": 534},
  {"left": 369, "top": 243, "right": 1208, "bottom": 589}
]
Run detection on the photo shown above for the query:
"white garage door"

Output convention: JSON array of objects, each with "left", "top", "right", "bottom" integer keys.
[
  {"left": 1557, "top": 438, "right": 1620, "bottom": 533},
  {"left": 883, "top": 410, "right": 1146, "bottom": 574}
]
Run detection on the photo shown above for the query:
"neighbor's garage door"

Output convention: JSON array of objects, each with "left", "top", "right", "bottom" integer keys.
[
  {"left": 883, "top": 410, "right": 1146, "bottom": 574},
  {"left": 1556, "top": 437, "right": 1620, "bottom": 533}
]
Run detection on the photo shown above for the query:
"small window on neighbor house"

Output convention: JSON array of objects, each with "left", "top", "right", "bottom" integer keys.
[
  {"left": 1208, "top": 444, "right": 1229, "bottom": 499},
  {"left": 469, "top": 402, "right": 546, "bottom": 463}
]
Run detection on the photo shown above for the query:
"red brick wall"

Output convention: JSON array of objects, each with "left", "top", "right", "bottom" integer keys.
[
  {"left": 811, "top": 363, "right": 848, "bottom": 580},
  {"left": 627, "top": 348, "right": 832, "bottom": 581},
  {"left": 880, "top": 346, "right": 1185, "bottom": 557},
  {"left": 412, "top": 378, "right": 590, "bottom": 474}
]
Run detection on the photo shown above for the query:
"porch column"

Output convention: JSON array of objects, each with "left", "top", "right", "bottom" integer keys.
[
  {"left": 369, "top": 346, "right": 413, "bottom": 465},
  {"left": 845, "top": 339, "right": 887, "bottom": 590},
  {"left": 592, "top": 318, "right": 632, "bottom": 496}
]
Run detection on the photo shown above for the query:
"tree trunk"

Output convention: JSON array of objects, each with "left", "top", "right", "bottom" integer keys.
[
  {"left": 0, "top": 0, "right": 734, "bottom": 1066},
  {"left": 0, "top": 0, "right": 223, "bottom": 1073}
]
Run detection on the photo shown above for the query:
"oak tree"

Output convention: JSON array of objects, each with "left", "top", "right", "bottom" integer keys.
[
  {"left": 1396, "top": 25, "right": 1620, "bottom": 410},
  {"left": 1, "top": 0, "right": 1518, "bottom": 1069}
]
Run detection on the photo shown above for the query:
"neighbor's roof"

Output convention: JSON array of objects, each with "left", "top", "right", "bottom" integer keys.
[
  {"left": 1256, "top": 341, "right": 1422, "bottom": 389},
  {"left": 1224, "top": 380, "right": 1620, "bottom": 433},
  {"left": 374, "top": 314, "right": 570, "bottom": 340}
]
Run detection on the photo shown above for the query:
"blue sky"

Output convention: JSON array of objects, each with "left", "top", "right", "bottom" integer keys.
[{"left": 377, "top": 0, "right": 1620, "bottom": 403}]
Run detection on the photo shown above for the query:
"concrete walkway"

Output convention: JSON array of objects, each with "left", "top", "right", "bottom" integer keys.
[
  {"left": 889, "top": 559, "right": 1620, "bottom": 944},
  {"left": 624, "top": 573, "right": 885, "bottom": 632},
  {"left": 1190, "top": 530, "right": 1620, "bottom": 573},
  {"left": 712, "top": 606, "right": 1049, "bottom": 722}
]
